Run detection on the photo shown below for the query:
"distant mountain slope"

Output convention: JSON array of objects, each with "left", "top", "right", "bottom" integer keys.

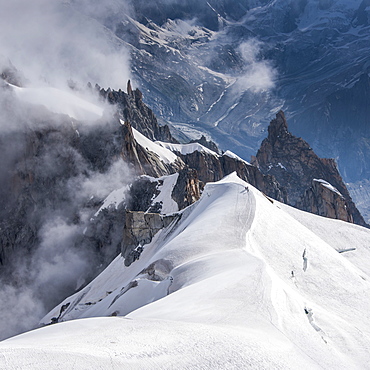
[{"left": 91, "top": 0, "right": 370, "bottom": 208}]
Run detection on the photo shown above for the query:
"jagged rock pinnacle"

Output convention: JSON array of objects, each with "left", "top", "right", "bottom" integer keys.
[
  {"left": 267, "top": 110, "right": 289, "bottom": 145},
  {"left": 127, "top": 79, "right": 133, "bottom": 95},
  {"left": 255, "top": 111, "right": 367, "bottom": 226}
]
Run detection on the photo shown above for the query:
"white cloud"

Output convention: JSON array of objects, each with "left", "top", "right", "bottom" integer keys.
[
  {"left": 235, "top": 39, "right": 277, "bottom": 93},
  {"left": 0, "top": 0, "right": 131, "bottom": 90}
]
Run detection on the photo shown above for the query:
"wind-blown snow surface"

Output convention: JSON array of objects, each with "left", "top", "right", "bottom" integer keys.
[
  {"left": 9, "top": 83, "right": 105, "bottom": 121},
  {"left": 1, "top": 173, "right": 370, "bottom": 369}
]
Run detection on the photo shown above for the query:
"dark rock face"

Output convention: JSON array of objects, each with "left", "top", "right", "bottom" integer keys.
[
  {"left": 119, "top": 119, "right": 184, "bottom": 178},
  {"left": 128, "top": 169, "right": 201, "bottom": 214},
  {"left": 0, "top": 60, "right": 24, "bottom": 87},
  {"left": 128, "top": 177, "right": 160, "bottom": 212},
  {"left": 172, "top": 167, "right": 201, "bottom": 210},
  {"left": 0, "top": 117, "right": 87, "bottom": 270},
  {"left": 298, "top": 180, "right": 353, "bottom": 223},
  {"left": 98, "top": 82, "right": 178, "bottom": 144},
  {"left": 189, "top": 135, "right": 220, "bottom": 154},
  {"left": 122, "top": 211, "right": 179, "bottom": 266},
  {"left": 0, "top": 117, "right": 143, "bottom": 299},
  {"left": 254, "top": 111, "right": 367, "bottom": 226},
  {"left": 170, "top": 148, "right": 287, "bottom": 203}
]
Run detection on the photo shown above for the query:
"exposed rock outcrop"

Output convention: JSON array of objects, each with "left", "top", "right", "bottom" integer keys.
[
  {"left": 128, "top": 169, "right": 201, "bottom": 213},
  {"left": 0, "top": 59, "right": 24, "bottom": 87},
  {"left": 169, "top": 148, "right": 287, "bottom": 202},
  {"left": 298, "top": 179, "right": 353, "bottom": 222},
  {"left": 98, "top": 83, "right": 178, "bottom": 144},
  {"left": 253, "top": 111, "right": 367, "bottom": 226},
  {"left": 171, "top": 167, "right": 201, "bottom": 210},
  {"left": 120, "top": 119, "right": 184, "bottom": 177},
  {"left": 189, "top": 135, "right": 220, "bottom": 154},
  {"left": 122, "top": 211, "right": 179, "bottom": 266}
]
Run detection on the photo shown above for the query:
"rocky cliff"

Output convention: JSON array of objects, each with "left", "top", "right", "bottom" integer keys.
[
  {"left": 253, "top": 111, "right": 367, "bottom": 226},
  {"left": 122, "top": 211, "right": 179, "bottom": 266},
  {"left": 0, "top": 80, "right": 194, "bottom": 294},
  {"left": 98, "top": 80, "right": 178, "bottom": 144},
  {"left": 164, "top": 146, "right": 286, "bottom": 203},
  {"left": 119, "top": 119, "right": 184, "bottom": 177},
  {"left": 298, "top": 179, "right": 353, "bottom": 223}
]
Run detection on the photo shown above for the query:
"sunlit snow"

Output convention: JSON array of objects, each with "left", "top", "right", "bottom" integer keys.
[
  {"left": 156, "top": 141, "right": 218, "bottom": 156},
  {"left": 1, "top": 173, "right": 370, "bottom": 369},
  {"left": 9, "top": 84, "right": 104, "bottom": 121},
  {"left": 130, "top": 125, "right": 179, "bottom": 164},
  {"left": 314, "top": 179, "right": 343, "bottom": 197}
]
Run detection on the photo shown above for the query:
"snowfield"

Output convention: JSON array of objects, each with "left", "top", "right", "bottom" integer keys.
[
  {"left": 9, "top": 83, "right": 105, "bottom": 121},
  {"left": 1, "top": 173, "right": 370, "bottom": 369}
]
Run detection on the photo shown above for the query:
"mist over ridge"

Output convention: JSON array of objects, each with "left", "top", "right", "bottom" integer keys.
[{"left": 0, "top": 0, "right": 370, "bottom": 347}]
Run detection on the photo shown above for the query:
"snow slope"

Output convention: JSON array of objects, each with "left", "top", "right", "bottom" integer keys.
[
  {"left": 156, "top": 141, "right": 219, "bottom": 157},
  {"left": 147, "top": 173, "right": 179, "bottom": 214},
  {"left": 1, "top": 173, "right": 370, "bottom": 369},
  {"left": 130, "top": 126, "right": 179, "bottom": 164},
  {"left": 9, "top": 83, "right": 105, "bottom": 121}
]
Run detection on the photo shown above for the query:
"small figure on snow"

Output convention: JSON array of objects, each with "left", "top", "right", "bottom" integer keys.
[{"left": 302, "top": 248, "right": 308, "bottom": 272}]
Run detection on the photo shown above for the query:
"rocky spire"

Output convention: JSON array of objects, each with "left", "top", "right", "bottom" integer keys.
[
  {"left": 254, "top": 111, "right": 367, "bottom": 226},
  {"left": 127, "top": 79, "right": 133, "bottom": 95},
  {"left": 267, "top": 110, "right": 290, "bottom": 145}
]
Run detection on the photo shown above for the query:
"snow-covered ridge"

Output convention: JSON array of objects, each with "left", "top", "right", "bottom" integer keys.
[
  {"left": 130, "top": 125, "right": 179, "bottom": 164},
  {"left": 94, "top": 185, "right": 129, "bottom": 217},
  {"left": 4, "top": 173, "right": 370, "bottom": 368},
  {"left": 223, "top": 150, "right": 251, "bottom": 165},
  {"left": 156, "top": 141, "right": 219, "bottom": 157},
  {"left": 7, "top": 83, "right": 104, "bottom": 121},
  {"left": 314, "top": 178, "right": 343, "bottom": 197},
  {"left": 156, "top": 141, "right": 251, "bottom": 167},
  {"left": 132, "top": 125, "right": 250, "bottom": 164}
]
